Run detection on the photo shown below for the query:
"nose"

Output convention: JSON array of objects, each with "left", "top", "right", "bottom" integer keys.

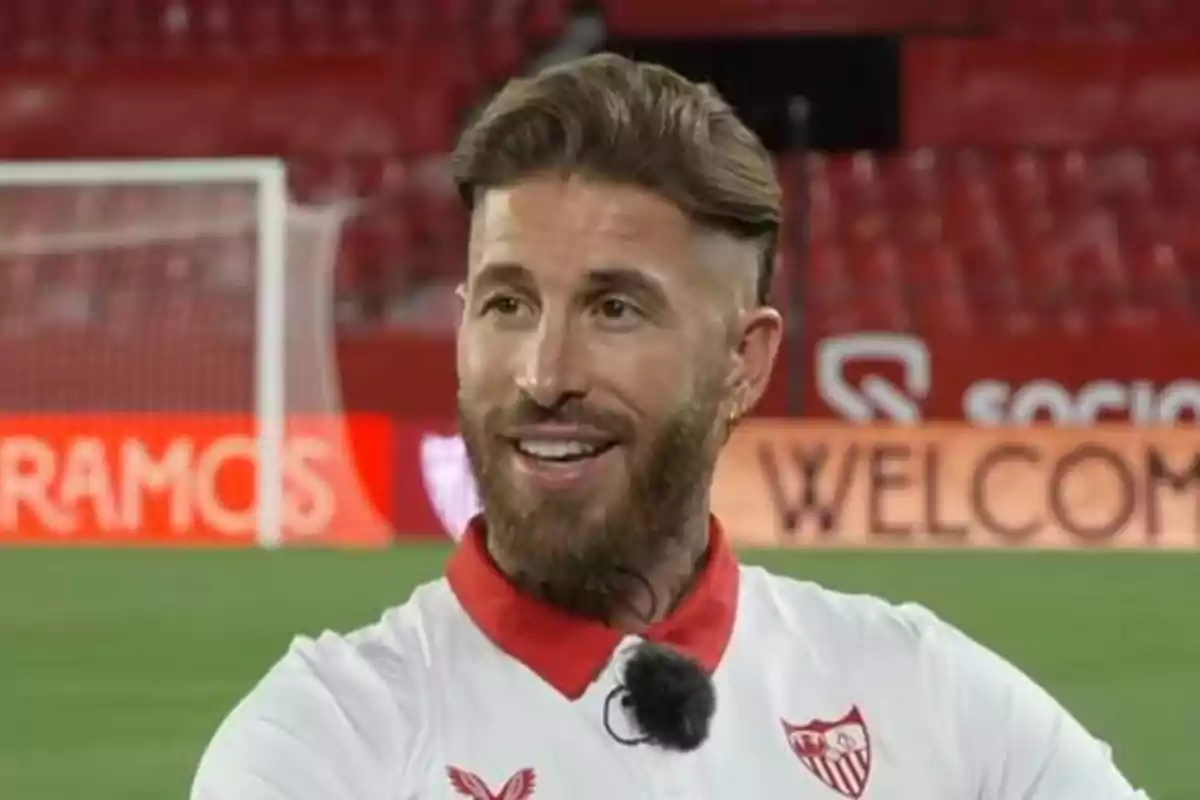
[{"left": 516, "top": 316, "right": 588, "bottom": 408}]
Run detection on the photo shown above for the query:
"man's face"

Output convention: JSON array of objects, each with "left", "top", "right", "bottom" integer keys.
[{"left": 456, "top": 175, "right": 776, "bottom": 602}]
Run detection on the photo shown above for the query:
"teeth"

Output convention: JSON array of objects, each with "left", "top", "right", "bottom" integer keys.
[{"left": 516, "top": 440, "right": 603, "bottom": 460}]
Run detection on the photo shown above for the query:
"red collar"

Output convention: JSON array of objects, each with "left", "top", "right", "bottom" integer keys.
[{"left": 446, "top": 516, "right": 740, "bottom": 699}]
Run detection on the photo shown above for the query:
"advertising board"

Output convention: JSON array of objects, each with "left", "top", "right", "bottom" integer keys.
[
  {"left": 10, "top": 414, "right": 1187, "bottom": 549},
  {"left": 810, "top": 331, "right": 1200, "bottom": 425},
  {"left": 0, "top": 414, "right": 396, "bottom": 548},
  {"left": 714, "top": 421, "right": 1200, "bottom": 549}
]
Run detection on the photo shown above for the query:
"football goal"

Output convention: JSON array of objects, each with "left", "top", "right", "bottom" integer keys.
[{"left": 0, "top": 158, "right": 391, "bottom": 548}]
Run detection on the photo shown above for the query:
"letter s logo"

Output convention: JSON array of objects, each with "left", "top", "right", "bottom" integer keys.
[
  {"left": 419, "top": 434, "right": 480, "bottom": 541},
  {"left": 816, "top": 333, "right": 931, "bottom": 423}
]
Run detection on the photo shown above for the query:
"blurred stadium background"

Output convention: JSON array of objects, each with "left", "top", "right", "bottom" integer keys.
[{"left": 0, "top": 0, "right": 1197, "bottom": 798}]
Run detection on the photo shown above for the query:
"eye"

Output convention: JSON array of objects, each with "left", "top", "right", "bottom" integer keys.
[
  {"left": 481, "top": 295, "right": 526, "bottom": 317},
  {"left": 596, "top": 296, "right": 639, "bottom": 321}
]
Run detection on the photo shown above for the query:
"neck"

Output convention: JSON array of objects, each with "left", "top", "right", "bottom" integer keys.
[
  {"left": 487, "top": 511, "right": 713, "bottom": 633},
  {"left": 607, "top": 520, "right": 711, "bottom": 632}
]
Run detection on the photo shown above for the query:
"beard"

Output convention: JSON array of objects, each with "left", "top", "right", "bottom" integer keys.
[{"left": 459, "top": 377, "right": 726, "bottom": 622}]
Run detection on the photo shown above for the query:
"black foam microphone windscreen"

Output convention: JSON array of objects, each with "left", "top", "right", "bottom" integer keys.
[{"left": 615, "top": 641, "right": 716, "bottom": 752}]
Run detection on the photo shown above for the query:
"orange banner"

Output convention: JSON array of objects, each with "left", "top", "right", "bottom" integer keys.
[
  {"left": 713, "top": 422, "right": 1200, "bottom": 550},
  {"left": 0, "top": 414, "right": 395, "bottom": 548}
]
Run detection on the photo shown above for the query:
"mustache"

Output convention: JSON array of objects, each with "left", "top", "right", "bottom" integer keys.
[{"left": 486, "top": 395, "right": 636, "bottom": 439}]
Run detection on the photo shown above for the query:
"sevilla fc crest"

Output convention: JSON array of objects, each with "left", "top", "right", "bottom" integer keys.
[
  {"left": 447, "top": 766, "right": 536, "bottom": 800},
  {"left": 782, "top": 706, "right": 872, "bottom": 798}
]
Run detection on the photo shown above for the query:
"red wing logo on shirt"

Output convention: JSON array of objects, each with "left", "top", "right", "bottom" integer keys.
[
  {"left": 447, "top": 766, "right": 536, "bottom": 800},
  {"left": 782, "top": 706, "right": 872, "bottom": 799}
]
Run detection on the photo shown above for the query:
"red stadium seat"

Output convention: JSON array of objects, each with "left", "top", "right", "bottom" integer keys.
[
  {"left": 857, "top": 290, "right": 910, "bottom": 330},
  {"left": 1154, "top": 146, "right": 1200, "bottom": 208},
  {"left": 1000, "top": 0, "right": 1074, "bottom": 36},
  {"left": 908, "top": 241, "right": 964, "bottom": 290},
  {"left": 237, "top": 1, "right": 287, "bottom": 54},
  {"left": 103, "top": 0, "right": 154, "bottom": 55},
  {"left": 527, "top": 0, "right": 569, "bottom": 39},
  {"left": 1068, "top": 240, "right": 1128, "bottom": 313},
  {"left": 340, "top": 1, "right": 383, "bottom": 51},
  {"left": 59, "top": 0, "right": 101, "bottom": 55},
  {"left": 9, "top": 0, "right": 56, "bottom": 59},
  {"left": 1131, "top": 241, "right": 1188, "bottom": 301},
  {"left": 296, "top": 145, "right": 1200, "bottom": 334},
  {"left": 996, "top": 150, "right": 1049, "bottom": 211},
  {"left": 374, "top": 2, "right": 428, "bottom": 40},
  {"left": 289, "top": 0, "right": 336, "bottom": 53},
  {"left": 912, "top": 281, "right": 974, "bottom": 332},
  {"left": 894, "top": 204, "right": 945, "bottom": 249},
  {"left": 0, "top": 256, "right": 41, "bottom": 335},
  {"left": 995, "top": 0, "right": 1200, "bottom": 35},
  {"left": 884, "top": 148, "right": 942, "bottom": 211},
  {"left": 192, "top": 0, "right": 236, "bottom": 53},
  {"left": 602, "top": 0, "right": 987, "bottom": 36},
  {"left": 1130, "top": 0, "right": 1178, "bottom": 34},
  {"left": 1016, "top": 241, "right": 1071, "bottom": 307},
  {"left": 1078, "top": 0, "right": 1132, "bottom": 36},
  {"left": 806, "top": 241, "right": 852, "bottom": 312},
  {"left": 830, "top": 153, "right": 886, "bottom": 222},
  {"left": 432, "top": 0, "right": 473, "bottom": 29},
  {"left": 1047, "top": 148, "right": 1096, "bottom": 213},
  {"left": 942, "top": 183, "right": 1001, "bottom": 250},
  {"left": 856, "top": 242, "right": 904, "bottom": 288},
  {"left": 961, "top": 243, "right": 1024, "bottom": 330},
  {"left": 482, "top": 28, "right": 525, "bottom": 80},
  {"left": 807, "top": 191, "right": 838, "bottom": 246},
  {"left": 1, "top": 0, "right": 1198, "bottom": 342},
  {"left": 1007, "top": 202, "right": 1056, "bottom": 251}
]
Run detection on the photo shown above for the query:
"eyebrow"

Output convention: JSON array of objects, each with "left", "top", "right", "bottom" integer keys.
[
  {"left": 471, "top": 262, "right": 534, "bottom": 294},
  {"left": 583, "top": 266, "right": 668, "bottom": 309}
]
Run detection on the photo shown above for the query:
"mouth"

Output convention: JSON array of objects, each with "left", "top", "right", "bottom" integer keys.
[
  {"left": 505, "top": 429, "right": 621, "bottom": 489},
  {"left": 512, "top": 438, "right": 618, "bottom": 462}
]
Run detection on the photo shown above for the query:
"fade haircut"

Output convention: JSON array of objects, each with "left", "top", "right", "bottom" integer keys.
[{"left": 449, "top": 52, "right": 782, "bottom": 305}]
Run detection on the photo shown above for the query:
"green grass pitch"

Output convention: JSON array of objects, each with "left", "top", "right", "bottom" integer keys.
[{"left": 1, "top": 546, "right": 1196, "bottom": 799}]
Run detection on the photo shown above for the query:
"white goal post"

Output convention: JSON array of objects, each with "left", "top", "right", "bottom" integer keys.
[{"left": 0, "top": 158, "right": 315, "bottom": 548}]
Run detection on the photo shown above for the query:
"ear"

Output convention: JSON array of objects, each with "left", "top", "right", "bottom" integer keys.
[
  {"left": 454, "top": 282, "right": 468, "bottom": 328},
  {"left": 725, "top": 305, "right": 783, "bottom": 419}
]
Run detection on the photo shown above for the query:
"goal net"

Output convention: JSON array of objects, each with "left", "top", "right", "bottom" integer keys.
[{"left": 0, "top": 158, "right": 394, "bottom": 549}]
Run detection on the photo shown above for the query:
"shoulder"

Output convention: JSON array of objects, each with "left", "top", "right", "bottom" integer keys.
[
  {"left": 737, "top": 564, "right": 1041, "bottom": 702},
  {"left": 191, "top": 579, "right": 457, "bottom": 799},
  {"left": 737, "top": 567, "right": 1145, "bottom": 798},
  {"left": 737, "top": 564, "right": 954, "bottom": 660},
  {"left": 734, "top": 565, "right": 975, "bottom": 736},
  {"left": 267, "top": 576, "right": 459, "bottom": 739}
]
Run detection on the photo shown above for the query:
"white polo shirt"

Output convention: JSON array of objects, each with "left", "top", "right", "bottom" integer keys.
[{"left": 192, "top": 518, "right": 1148, "bottom": 799}]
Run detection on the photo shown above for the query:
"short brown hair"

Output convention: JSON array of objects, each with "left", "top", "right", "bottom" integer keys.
[{"left": 450, "top": 52, "right": 782, "bottom": 304}]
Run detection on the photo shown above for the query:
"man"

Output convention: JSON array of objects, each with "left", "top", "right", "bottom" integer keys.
[{"left": 192, "top": 54, "right": 1148, "bottom": 799}]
